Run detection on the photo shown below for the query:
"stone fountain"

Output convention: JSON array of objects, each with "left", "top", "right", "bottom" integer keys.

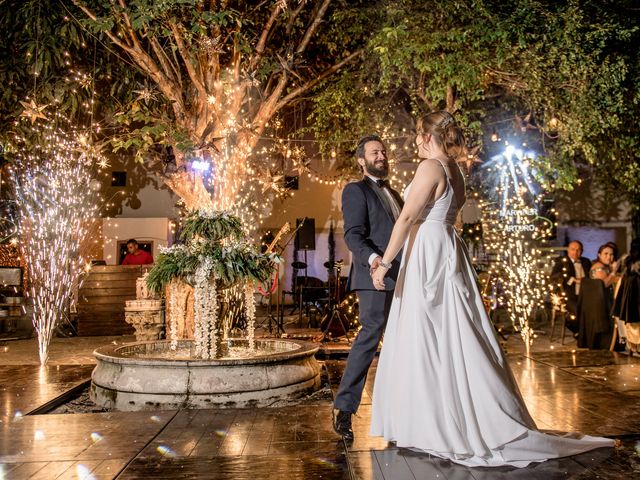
[
  {"left": 91, "top": 339, "right": 321, "bottom": 411},
  {"left": 90, "top": 210, "right": 321, "bottom": 411}
]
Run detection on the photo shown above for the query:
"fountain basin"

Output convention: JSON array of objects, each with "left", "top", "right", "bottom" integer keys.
[{"left": 91, "top": 339, "right": 321, "bottom": 411}]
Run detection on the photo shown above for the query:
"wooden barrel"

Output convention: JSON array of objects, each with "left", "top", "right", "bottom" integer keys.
[{"left": 77, "top": 265, "right": 146, "bottom": 336}]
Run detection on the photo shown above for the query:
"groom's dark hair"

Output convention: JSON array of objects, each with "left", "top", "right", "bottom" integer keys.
[{"left": 355, "top": 134, "right": 383, "bottom": 160}]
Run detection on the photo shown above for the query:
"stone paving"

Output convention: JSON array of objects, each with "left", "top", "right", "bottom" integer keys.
[{"left": 0, "top": 324, "right": 639, "bottom": 479}]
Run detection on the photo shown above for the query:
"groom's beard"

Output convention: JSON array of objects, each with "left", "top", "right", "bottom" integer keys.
[{"left": 364, "top": 160, "right": 389, "bottom": 178}]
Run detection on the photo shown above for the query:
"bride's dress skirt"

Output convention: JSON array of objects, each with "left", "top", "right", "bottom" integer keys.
[{"left": 370, "top": 221, "right": 614, "bottom": 468}]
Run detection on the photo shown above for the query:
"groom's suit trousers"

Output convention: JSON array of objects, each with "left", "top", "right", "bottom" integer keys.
[{"left": 333, "top": 289, "right": 394, "bottom": 414}]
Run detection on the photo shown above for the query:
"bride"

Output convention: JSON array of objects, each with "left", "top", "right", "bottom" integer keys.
[{"left": 369, "top": 110, "right": 614, "bottom": 468}]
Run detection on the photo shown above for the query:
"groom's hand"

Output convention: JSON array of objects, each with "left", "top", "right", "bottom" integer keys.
[
  {"left": 371, "top": 266, "right": 386, "bottom": 290},
  {"left": 370, "top": 256, "right": 382, "bottom": 275}
]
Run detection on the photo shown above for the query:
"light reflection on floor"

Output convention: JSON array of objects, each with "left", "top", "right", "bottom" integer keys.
[{"left": 0, "top": 338, "right": 639, "bottom": 478}]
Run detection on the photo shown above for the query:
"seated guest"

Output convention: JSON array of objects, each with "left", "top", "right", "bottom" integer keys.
[
  {"left": 612, "top": 238, "right": 640, "bottom": 354},
  {"left": 577, "top": 243, "right": 619, "bottom": 349},
  {"left": 590, "top": 243, "right": 620, "bottom": 288},
  {"left": 550, "top": 240, "right": 591, "bottom": 333},
  {"left": 121, "top": 239, "right": 154, "bottom": 265},
  {"left": 604, "top": 241, "right": 619, "bottom": 260}
]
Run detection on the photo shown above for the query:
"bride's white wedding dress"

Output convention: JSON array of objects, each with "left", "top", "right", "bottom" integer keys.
[{"left": 370, "top": 161, "right": 614, "bottom": 468}]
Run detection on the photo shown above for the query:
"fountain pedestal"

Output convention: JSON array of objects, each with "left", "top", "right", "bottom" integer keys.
[
  {"left": 124, "top": 301, "right": 165, "bottom": 341},
  {"left": 90, "top": 339, "right": 321, "bottom": 411},
  {"left": 124, "top": 275, "right": 165, "bottom": 341}
]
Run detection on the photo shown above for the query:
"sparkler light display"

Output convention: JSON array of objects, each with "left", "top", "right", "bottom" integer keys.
[
  {"left": 480, "top": 145, "right": 555, "bottom": 352},
  {"left": 12, "top": 120, "right": 102, "bottom": 365}
]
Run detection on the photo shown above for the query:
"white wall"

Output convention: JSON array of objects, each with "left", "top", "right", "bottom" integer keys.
[{"left": 118, "top": 183, "right": 180, "bottom": 218}]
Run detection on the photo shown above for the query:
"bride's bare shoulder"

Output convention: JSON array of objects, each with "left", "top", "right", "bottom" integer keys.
[{"left": 415, "top": 158, "right": 447, "bottom": 176}]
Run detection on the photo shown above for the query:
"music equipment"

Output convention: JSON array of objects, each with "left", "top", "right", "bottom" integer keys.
[
  {"left": 265, "top": 222, "right": 290, "bottom": 253},
  {"left": 323, "top": 260, "right": 344, "bottom": 269},
  {"left": 318, "top": 259, "right": 351, "bottom": 340},
  {"left": 296, "top": 276, "right": 328, "bottom": 303},
  {"left": 257, "top": 222, "right": 291, "bottom": 296},
  {"left": 295, "top": 217, "right": 315, "bottom": 251},
  {"left": 291, "top": 261, "right": 308, "bottom": 269}
]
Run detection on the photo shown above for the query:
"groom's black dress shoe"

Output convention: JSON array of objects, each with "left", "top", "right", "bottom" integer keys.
[{"left": 333, "top": 409, "right": 354, "bottom": 442}]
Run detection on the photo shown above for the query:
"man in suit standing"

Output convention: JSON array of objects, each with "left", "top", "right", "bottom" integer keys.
[
  {"left": 550, "top": 240, "right": 592, "bottom": 331},
  {"left": 333, "top": 135, "right": 403, "bottom": 442}
]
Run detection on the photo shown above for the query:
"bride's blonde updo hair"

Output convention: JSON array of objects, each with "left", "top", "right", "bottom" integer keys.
[{"left": 416, "top": 110, "right": 467, "bottom": 161}]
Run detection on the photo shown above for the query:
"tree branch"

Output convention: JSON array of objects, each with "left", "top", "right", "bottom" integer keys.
[
  {"left": 117, "top": 0, "right": 140, "bottom": 47},
  {"left": 296, "top": 0, "right": 331, "bottom": 54},
  {"left": 149, "top": 36, "right": 182, "bottom": 89},
  {"left": 169, "top": 21, "right": 207, "bottom": 101},
  {"left": 415, "top": 90, "right": 434, "bottom": 111},
  {"left": 446, "top": 85, "right": 456, "bottom": 111},
  {"left": 286, "top": 0, "right": 308, "bottom": 35},
  {"left": 73, "top": 1, "right": 185, "bottom": 118},
  {"left": 252, "top": 73, "right": 288, "bottom": 133},
  {"left": 72, "top": 1, "right": 133, "bottom": 53},
  {"left": 274, "top": 48, "right": 363, "bottom": 111},
  {"left": 248, "top": 2, "right": 282, "bottom": 72}
]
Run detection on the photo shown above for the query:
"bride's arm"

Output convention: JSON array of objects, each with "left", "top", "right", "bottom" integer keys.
[{"left": 372, "top": 160, "right": 445, "bottom": 287}]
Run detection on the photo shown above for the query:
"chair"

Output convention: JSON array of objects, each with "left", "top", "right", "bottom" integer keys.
[{"left": 549, "top": 293, "right": 568, "bottom": 344}]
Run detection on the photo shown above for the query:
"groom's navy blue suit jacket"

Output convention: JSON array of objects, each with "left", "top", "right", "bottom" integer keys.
[{"left": 342, "top": 176, "right": 403, "bottom": 291}]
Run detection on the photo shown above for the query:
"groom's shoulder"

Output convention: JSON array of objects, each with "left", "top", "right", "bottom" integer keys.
[
  {"left": 346, "top": 177, "right": 366, "bottom": 186},
  {"left": 343, "top": 179, "right": 367, "bottom": 194},
  {"left": 342, "top": 180, "right": 368, "bottom": 208}
]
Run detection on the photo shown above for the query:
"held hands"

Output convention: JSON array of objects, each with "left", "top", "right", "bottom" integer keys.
[
  {"left": 371, "top": 262, "right": 387, "bottom": 291},
  {"left": 370, "top": 256, "right": 382, "bottom": 276}
]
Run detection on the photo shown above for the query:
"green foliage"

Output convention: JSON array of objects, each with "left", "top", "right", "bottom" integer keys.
[
  {"left": 304, "top": 69, "right": 396, "bottom": 171},
  {"left": 210, "top": 242, "right": 275, "bottom": 287},
  {"left": 0, "top": 0, "right": 139, "bottom": 147},
  {"left": 145, "top": 244, "right": 200, "bottom": 293},
  {"left": 68, "top": 0, "right": 374, "bottom": 159},
  {"left": 180, "top": 210, "right": 243, "bottom": 243},
  {"left": 145, "top": 209, "right": 275, "bottom": 293},
  {"left": 307, "top": 0, "right": 640, "bottom": 207},
  {"left": 308, "top": 0, "right": 502, "bottom": 156},
  {"left": 109, "top": 100, "right": 194, "bottom": 163},
  {"left": 502, "top": 0, "right": 640, "bottom": 199}
]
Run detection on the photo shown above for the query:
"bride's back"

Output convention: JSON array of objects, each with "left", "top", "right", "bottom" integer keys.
[{"left": 406, "top": 159, "right": 464, "bottom": 226}]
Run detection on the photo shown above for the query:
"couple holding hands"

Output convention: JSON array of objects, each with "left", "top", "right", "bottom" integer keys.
[{"left": 332, "top": 110, "right": 614, "bottom": 468}]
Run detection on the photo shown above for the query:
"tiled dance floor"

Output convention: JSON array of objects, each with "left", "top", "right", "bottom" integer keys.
[{"left": 0, "top": 337, "right": 639, "bottom": 479}]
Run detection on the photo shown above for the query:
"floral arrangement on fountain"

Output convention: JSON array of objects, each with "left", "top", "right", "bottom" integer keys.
[{"left": 146, "top": 209, "right": 276, "bottom": 359}]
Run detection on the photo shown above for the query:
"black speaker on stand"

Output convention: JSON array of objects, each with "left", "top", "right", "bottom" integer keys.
[
  {"left": 294, "top": 218, "right": 315, "bottom": 325},
  {"left": 295, "top": 217, "right": 315, "bottom": 251}
]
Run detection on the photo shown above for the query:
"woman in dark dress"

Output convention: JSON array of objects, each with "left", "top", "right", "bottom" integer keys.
[
  {"left": 612, "top": 239, "right": 640, "bottom": 354},
  {"left": 577, "top": 244, "right": 619, "bottom": 349}
]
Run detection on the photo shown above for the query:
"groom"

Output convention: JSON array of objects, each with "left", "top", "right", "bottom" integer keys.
[{"left": 333, "top": 135, "right": 403, "bottom": 442}]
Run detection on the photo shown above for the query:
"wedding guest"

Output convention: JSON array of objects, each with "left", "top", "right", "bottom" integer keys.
[
  {"left": 577, "top": 243, "right": 619, "bottom": 349},
  {"left": 550, "top": 240, "right": 591, "bottom": 332},
  {"left": 612, "top": 238, "right": 640, "bottom": 354}
]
